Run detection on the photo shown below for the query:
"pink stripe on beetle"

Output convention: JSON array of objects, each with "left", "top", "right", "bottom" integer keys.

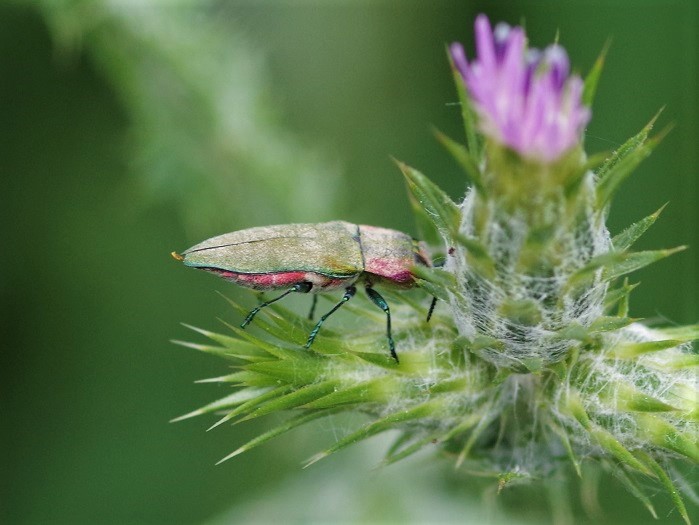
[{"left": 211, "top": 270, "right": 308, "bottom": 290}]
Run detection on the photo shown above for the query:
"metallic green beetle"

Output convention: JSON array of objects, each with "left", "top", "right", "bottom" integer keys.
[{"left": 173, "top": 221, "right": 432, "bottom": 362}]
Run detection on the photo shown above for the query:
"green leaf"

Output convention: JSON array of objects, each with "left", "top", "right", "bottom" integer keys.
[
  {"left": 611, "top": 339, "right": 682, "bottom": 359},
  {"left": 564, "top": 151, "right": 609, "bottom": 196},
  {"left": 566, "top": 391, "right": 592, "bottom": 430},
  {"left": 588, "top": 316, "right": 638, "bottom": 333},
  {"left": 181, "top": 323, "right": 248, "bottom": 352},
  {"left": 216, "top": 292, "right": 318, "bottom": 353},
  {"left": 590, "top": 424, "right": 653, "bottom": 475},
  {"left": 653, "top": 324, "right": 699, "bottom": 342},
  {"left": 217, "top": 322, "right": 300, "bottom": 361},
  {"left": 206, "top": 385, "right": 293, "bottom": 430},
  {"left": 383, "top": 411, "right": 482, "bottom": 467},
  {"left": 414, "top": 279, "right": 449, "bottom": 303},
  {"left": 610, "top": 383, "right": 679, "bottom": 413},
  {"left": 407, "top": 188, "right": 443, "bottom": 249},
  {"left": 633, "top": 451, "right": 692, "bottom": 525},
  {"left": 552, "top": 322, "right": 592, "bottom": 343},
  {"left": 635, "top": 414, "right": 699, "bottom": 462},
  {"left": 396, "top": 160, "right": 460, "bottom": 242},
  {"left": 349, "top": 350, "right": 403, "bottom": 369},
  {"left": 549, "top": 422, "right": 581, "bottom": 477},
  {"left": 411, "top": 265, "right": 458, "bottom": 296},
  {"left": 616, "top": 246, "right": 687, "bottom": 281},
  {"left": 455, "top": 405, "right": 500, "bottom": 467},
  {"left": 582, "top": 40, "right": 610, "bottom": 107},
  {"left": 245, "top": 359, "right": 325, "bottom": 385},
  {"left": 566, "top": 252, "right": 622, "bottom": 288},
  {"left": 304, "top": 399, "right": 446, "bottom": 467},
  {"left": 303, "top": 377, "right": 401, "bottom": 409},
  {"left": 608, "top": 465, "right": 658, "bottom": 520},
  {"left": 170, "top": 387, "right": 272, "bottom": 423},
  {"left": 171, "top": 338, "right": 270, "bottom": 362},
  {"left": 603, "top": 280, "right": 639, "bottom": 315},
  {"left": 660, "top": 353, "right": 699, "bottom": 370},
  {"left": 595, "top": 111, "right": 657, "bottom": 180},
  {"left": 433, "top": 128, "right": 485, "bottom": 193},
  {"left": 195, "top": 373, "right": 257, "bottom": 384},
  {"left": 382, "top": 432, "right": 444, "bottom": 466},
  {"left": 596, "top": 111, "right": 666, "bottom": 206},
  {"left": 385, "top": 431, "right": 417, "bottom": 460},
  {"left": 568, "top": 247, "right": 685, "bottom": 289},
  {"left": 240, "top": 379, "right": 343, "bottom": 421},
  {"left": 447, "top": 45, "right": 482, "bottom": 161},
  {"left": 216, "top": 409, "right": 341, "bottom": 465},
  {"left": 612, "top": 203, "right": 667, "bottom": 251}
]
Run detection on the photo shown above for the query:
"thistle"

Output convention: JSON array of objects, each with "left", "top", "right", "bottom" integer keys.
[{"left": 175, "top": 15, "right": 698, "bottom": 522}]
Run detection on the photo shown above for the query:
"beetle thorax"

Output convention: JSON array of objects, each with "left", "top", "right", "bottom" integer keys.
[{"left": 358, "top": 225, "right": 417, "bottom": 287}]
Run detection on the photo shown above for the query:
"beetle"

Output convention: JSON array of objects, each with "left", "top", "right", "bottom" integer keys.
[{"left": 172, "top": 221, "right": 434, "bottom": 362}]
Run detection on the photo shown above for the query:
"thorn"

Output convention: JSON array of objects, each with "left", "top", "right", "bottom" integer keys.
[
  {"left": 216, "top": 448, "right": 245, "bottom": 465},
  {"left": 303, "top": 452, "right": 328, "bottom": 469}
]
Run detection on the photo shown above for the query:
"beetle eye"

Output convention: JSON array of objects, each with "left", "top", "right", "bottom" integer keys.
[{"left": 414, "top": 249, "right": 430, "bottom": 267}]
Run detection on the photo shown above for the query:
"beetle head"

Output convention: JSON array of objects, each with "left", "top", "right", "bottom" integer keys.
[{"left": 412, "top": 240, "right": 432, "bottom": 268}]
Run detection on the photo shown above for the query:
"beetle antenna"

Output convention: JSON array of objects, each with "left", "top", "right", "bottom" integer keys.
[
  {"left": 365, "top": 287, "right": 398, "bottom": 363},
  {"left": 305, "top": 286, "right": 356, "bottom": 349},
  {"left": 426, "top": 296, "right": 438, "bottom": 322}
]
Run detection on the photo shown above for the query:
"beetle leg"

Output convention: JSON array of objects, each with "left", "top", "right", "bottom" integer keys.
[
  {"left": 426, "top": 296, "right": 438, "bottom": 322},
  {"left": 307, "top": 294, "right": 318, "bottom": 321},
  {"left": 305, "top": 286, "right": 356, "bottom": 349},
  {"left": 241, "top": 282, "right": 313, "bottom": 328},
  {"left": 365, "top": 287, "right": 398, "bottom": 363}
]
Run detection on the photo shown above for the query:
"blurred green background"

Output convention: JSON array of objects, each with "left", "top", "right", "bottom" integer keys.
[{"left": 2, "top": 1, "right": 697, "bottom": 524}]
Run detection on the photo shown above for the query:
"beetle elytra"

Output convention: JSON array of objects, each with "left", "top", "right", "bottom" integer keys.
[{"left": 173, "top": 221, "right": 433, "bottom": 362}]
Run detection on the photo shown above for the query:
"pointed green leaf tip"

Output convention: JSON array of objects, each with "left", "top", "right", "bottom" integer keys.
[
  {"left": 612, "top": 203, "right": 667, "bottom": 251},
  {"left": 634, "top": 451, "right": 692, "bottom": 525},
  {"left": 433, "top": 128, "right": 485, "bottom": 194},
  {"left": 609, "top": 467, "right": 658, "bottom": 519},
  {"left": 596, "top": 109, "right": 667, "bottom": 206},
  {"left": 582, "top": 39, "right": 610, "bottom": 107},
  {"left": 395, "top": 159, "right": 460, "bottom": 241},
  {"left": 567, "top": 246, "right": 686, "bottom": 290},
  {"left": 446, "top": 44, "right": 482, "bottom": 162},
  {"left": 216, "top": 409, "right": 339, "bottom": 465}
]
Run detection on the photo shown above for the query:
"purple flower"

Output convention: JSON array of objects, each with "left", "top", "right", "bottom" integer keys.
[{"left": 450, "top": 15, "right": 590, "bottom": 163}]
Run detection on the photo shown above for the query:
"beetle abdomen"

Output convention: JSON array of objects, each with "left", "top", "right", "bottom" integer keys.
[{"left": 205, "top": 268, "right": 355, "bottom": 291}]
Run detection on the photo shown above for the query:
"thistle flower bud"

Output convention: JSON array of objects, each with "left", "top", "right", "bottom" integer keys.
[
  {"left": 176, "top": 14, "right": 698, "bottom": 522},
  {"left": 450, "top": 15, "right": 590, "bottom": 164}
]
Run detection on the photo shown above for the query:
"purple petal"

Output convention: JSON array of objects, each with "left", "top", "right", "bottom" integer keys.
[
  {"left": 493, "top": 23, "right": 512, "bottom": 60},
  {"left": 451, "top": 14, "right": 590, "bottom": 162},
  {"left": 474, "top": 15, "right": 497, "bottom": 70},
  {"left": 544, "top": 45, "right": 570, "bottom": 91},
  {"left": 449, "top": 42, "right": 469, "bottom": 79}
]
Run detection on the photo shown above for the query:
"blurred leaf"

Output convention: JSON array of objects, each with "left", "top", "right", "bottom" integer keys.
[
  {"left": 447, "top": 45, "right": 482, "bottom": 162},
  {"left": 31, "top": 0, "right": 343, "bottom": 233},
  {"left": 582, "top": 40, "right": 610, "bottom": 107}
]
